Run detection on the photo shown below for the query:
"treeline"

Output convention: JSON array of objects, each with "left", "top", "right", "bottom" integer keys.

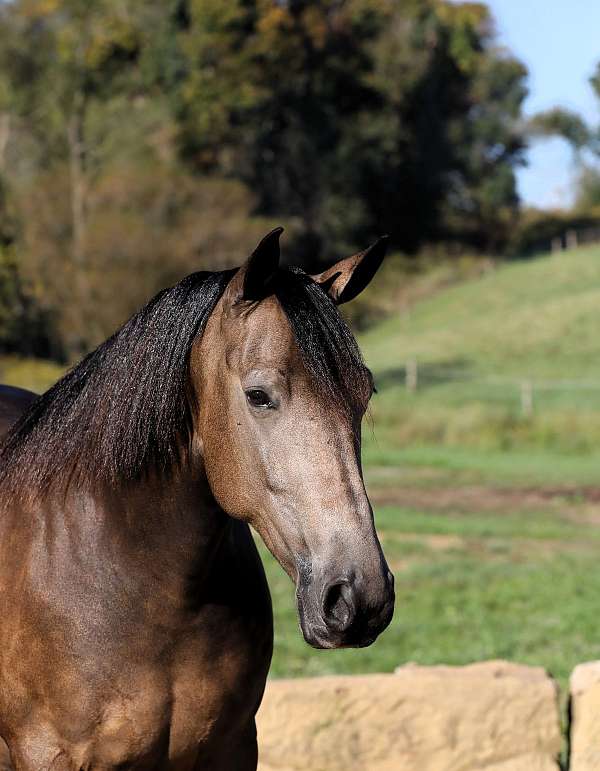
[{"left": 0, "top": 0, "right": 530, "bottom": 360}]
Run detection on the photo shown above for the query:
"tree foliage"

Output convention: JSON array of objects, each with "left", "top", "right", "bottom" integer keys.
[
  {"left": 524, "top": 62, "right": 600, "bottom": 215},
  {"left": 528, "top": 108, "right": 591, "bottom": 153},
  {"left": 176, "top": 0, "right": 528, "bottom": 261},
  {"left": 0, "top": 0, "right": 530, "bottom": 358}
]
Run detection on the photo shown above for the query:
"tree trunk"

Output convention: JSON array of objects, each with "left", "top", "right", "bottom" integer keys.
[
  {"left": 67, "top": 94, "right": 87, "bottom": 266},
  {"left": 67, "top": 91, "right": 95, "bottom": 355},
  {"left": 0, "top": 113, "right": 11, "bottom": 173}
]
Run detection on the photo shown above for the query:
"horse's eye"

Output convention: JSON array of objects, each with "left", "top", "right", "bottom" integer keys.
[{"left": 245, "top": 388, "right": 273, "bottom": 409}]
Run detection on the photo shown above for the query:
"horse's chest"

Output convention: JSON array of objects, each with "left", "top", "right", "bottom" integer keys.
[
  {"left": 95, "top": 627, "right": 269, "bottom": 766},
  {"left": 167, "top": 624, "right": 270, "bottom": 760},
  {"left": 0, "top": 512, "right": 273, "bottom": 767},
  {"left": 1, "top": 611, "right": 271, "bottom": 769},
  {"left": 0, "top": 575, "right": 272, "bottom": 769}
]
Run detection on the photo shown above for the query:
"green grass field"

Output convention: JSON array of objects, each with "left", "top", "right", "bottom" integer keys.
[
  {"left": 264, "top": 477, "right": 600, "bottom": 691},
  {"left": 5, "top": 244, "right": 600, "bottom": 697},
  {"left": 362, "top": 243, "right": 600, "bottom": 453},
  {"left": 264, "top": 244, "right": 600, "bottom": 692}
]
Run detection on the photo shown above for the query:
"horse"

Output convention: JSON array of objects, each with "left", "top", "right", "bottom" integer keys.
[
  {"left": 0, "top": 228, "right": 394, "bottom": 770},
  {"left": 0, "top": 385, "right": 37, "bottom": 437}
]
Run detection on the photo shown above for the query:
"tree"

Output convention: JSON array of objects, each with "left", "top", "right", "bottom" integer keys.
[
  {"left": 176, "top": 0, "right": 529, "bottom": 259},
  {"left": 525, "top": 62, "right": 600, "bottom": 213},
  {"left": 0, "top": 0, "right": 146, "bottom": 264},
  {"left": 363, "top": 1, "right": 528, "bottom": 252},
  {"left": 0, "top": 0, "right": 280, "bottom": 356},
  {"left": 0, "top": 0, "right": 534, "bottom": 360},
  {"left": 528, "top": 108, "right": 591, "bottom": 153},
  {"left": 177, "top": 0, "right": 384, "bottom": 263}
]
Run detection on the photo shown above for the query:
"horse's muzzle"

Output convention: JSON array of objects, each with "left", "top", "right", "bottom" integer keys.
[{"left": 297, "top": 569, "right": 395, "bottom": 649}]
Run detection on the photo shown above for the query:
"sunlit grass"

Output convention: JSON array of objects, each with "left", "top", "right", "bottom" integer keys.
[
  {"left": 360, "top": 244, "right": 600, "bottom": 452},
  {"left": 0, "top": 355, "right": 65, "bottom": 394},
  {"left": 262, "top": 500, "right": 600, "bottom": 692}
]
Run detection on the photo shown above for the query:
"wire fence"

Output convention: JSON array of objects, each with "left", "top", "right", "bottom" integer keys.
[{"left": 399, "top": 358, "right": 600, "bottom": 417}]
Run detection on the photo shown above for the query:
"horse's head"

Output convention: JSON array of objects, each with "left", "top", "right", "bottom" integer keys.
[{"left": 192, "top": 229, "right": 394, "bottom": 649}]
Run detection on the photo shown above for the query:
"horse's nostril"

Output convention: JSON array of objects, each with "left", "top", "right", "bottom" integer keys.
[{"left": 322, "top": 581, "right": 355, "bottom": 632}]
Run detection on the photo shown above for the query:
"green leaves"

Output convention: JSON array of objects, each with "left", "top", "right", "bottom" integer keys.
[
  {"left": 0, "top": 0, "right": 533, "bottom": 359},
  {"left": 528, "top": 108, "right": 592, "bottom": 152}
]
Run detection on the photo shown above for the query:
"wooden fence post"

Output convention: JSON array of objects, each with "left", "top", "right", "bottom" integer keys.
[
  {"left": 520, "top": 380, "right": 533, "bottom": 417},
  {"left": 406, "top": 358, "right": 418, "bottom": 393}
]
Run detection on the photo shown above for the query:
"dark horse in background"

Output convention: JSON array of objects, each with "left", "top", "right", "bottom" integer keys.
[
  {"left": 0, "top": 386, "right": 36, "bottom": 437},
  {"left": 0, "top": 229, "right": 394, "bottom": 770}
]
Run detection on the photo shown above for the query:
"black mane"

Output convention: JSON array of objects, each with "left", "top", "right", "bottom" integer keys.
[
  {"left": 0, "top": 266, "right": 369, "bottom": 500},
  {"left": 268, "top": 267, "right": 371, "bottom": 415}
]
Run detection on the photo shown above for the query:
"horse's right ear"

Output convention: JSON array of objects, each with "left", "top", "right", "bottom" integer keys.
[{"left": 242, "top": 227, "right": 283, "bottom": 300}]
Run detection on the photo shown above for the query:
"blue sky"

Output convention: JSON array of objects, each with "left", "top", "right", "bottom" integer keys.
[{"left": 482, "top": 0, "right": 600, "bottom": 208}]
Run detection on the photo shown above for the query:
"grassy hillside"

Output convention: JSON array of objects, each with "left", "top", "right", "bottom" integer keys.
[
  {"left": 360, "top": 243, "right": 600, "bottom": 457},
  {"left": 265, "top": 244, "right": 600, "bottom": 694},
  {"left": 362, "top": 243, "right": 600, "bottom": 377}
]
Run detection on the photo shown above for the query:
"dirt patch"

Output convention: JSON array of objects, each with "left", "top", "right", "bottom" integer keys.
[
  {"left": 384, "top": 534, "right": 465, "bottom": 572},
  {"left": 562, "top": 504, "right": 600, "bottom": 525},
  {"left": 378, "top": 532, "right": 464, "bottom": 549},
  {"left": 370, "top": 483, "right": 600, "bottom": 515},
  {"left": 381, "top": 531, "right": 598, "bottom": 572}
]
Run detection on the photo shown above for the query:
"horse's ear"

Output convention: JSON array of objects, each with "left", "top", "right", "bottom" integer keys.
[
  {"left": 242, "top": 227, "right": 283, "bottom": 300},
  {"left": 311, "top": 236, "right": 389, "bottom": 305}
]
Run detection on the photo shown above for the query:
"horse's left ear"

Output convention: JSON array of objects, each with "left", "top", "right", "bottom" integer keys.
[
  {"left": 243, "top": 227, "right": 283, "bottom": 300},
  {"left": 311, "top": 236, "right": 389, "bottom": 305}
]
